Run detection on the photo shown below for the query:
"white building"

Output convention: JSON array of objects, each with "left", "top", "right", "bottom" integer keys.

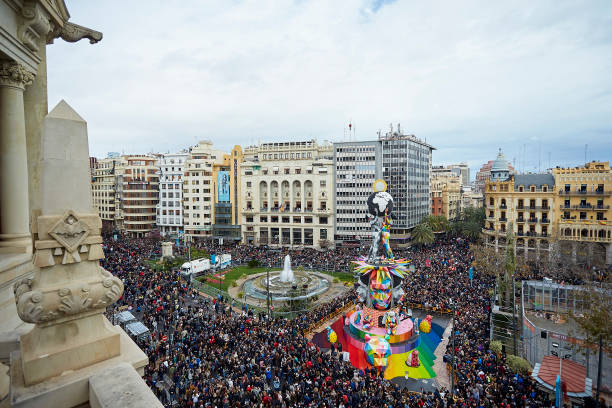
[
  {"left": 183, "top": 141, "right": 225, "bottom": 241},
  {"left": 333, "top": 141, "right": 382, "bottom": 245},
  {"left": 241, "top": 140, "right": 334, "bottom": 249},
  {"left": 334, "top": 128, "right": 434, "bottom": 247},
  {"left": 156, "top": 152, "right": 188, "bottom": 237}
]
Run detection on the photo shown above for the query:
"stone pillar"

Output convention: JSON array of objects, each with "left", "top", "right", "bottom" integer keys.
[
  {"left": 0, "top": 61, "right": 35, "bottom": 254},
  {"left": 572, "top": 242, "right": 577, "bottom": 264},
  {"left": 13, "top": 101, "right": 124, "bottom": 386}
]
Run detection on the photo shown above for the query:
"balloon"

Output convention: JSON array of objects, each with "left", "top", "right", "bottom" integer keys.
[
  {"left": 419, "top": 319, "right": 431, "bottom": 333},
  {"left": 326, "top": 326, "right": 337, "bottom": 344}
]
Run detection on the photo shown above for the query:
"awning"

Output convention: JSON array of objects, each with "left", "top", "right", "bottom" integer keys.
[
  {"left": 115, "top": 311, "right": 136, "bottom": 324},
  {"left": 532, "top": 355, "right": 592, "bottom": 398},
  {"left": 125, "top": 321, "right": 150, "bottom": 337}
]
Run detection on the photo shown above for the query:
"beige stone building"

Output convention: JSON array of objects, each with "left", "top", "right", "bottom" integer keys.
[
  {"left": 183, "top": 141, "right": 225, "bottom": 241},
  {"left": 241, "top": 140, "right": 334, "bottom": 249},
  {"left": 0, "top": 2, "right": 158, "bottom": 406},
  {"left": 122, "top": 155, "right": 159, "bottom": 237},
  {"left": 483, "top": 159, "right": 612, "bottom": 266},
  {"left": 430, "top": 171, "right": 462, "bottom": 221},
  {"left": 554, "top": 161, "right": 612, "bottom": 264},
  {"left": 483, "top": 174, "right": 556, "bottom": 260},
  {"left": 91, "top": 156, "right": 125, "bottom": 234}
]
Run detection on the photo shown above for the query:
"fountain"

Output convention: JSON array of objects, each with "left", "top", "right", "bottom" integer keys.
[
  {"left": 241, "top": 255, "right": 340, "bottom": 303},
  {"left": 279, "top": 254, "right": 295, "bottom": 282}
]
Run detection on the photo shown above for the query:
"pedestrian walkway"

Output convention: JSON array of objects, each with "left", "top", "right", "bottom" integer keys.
[{"left": 433, "top": 320, "right": 452, "bottom": 390}]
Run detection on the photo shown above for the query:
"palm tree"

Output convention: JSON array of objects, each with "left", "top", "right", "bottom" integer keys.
[
  {"left": 411, "top": 223, "right": 434, "bottom": 246},
  {"left": 425, "top": 215, "right": 450, "bottom": 233}
]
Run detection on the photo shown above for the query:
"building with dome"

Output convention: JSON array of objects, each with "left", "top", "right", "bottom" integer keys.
[{"left": 474, "top": 149, "right": 515, "bottom": 193}]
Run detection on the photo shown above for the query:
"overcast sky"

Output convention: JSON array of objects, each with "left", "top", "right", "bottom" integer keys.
[{"left": 47, "top": 0, "right": 612, "bottom": 179}]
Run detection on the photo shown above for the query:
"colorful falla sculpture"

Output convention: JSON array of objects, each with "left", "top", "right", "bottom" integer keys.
[{"left": 340, "top": 179, "right": 441, "bottom": 381}]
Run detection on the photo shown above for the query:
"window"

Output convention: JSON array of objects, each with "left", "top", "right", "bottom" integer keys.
[
  {"left": 246, "top": 182, "right": 251, "bottom": 187},
  {"left": 319, "top": 217, "right": 328, "bottom": 224},
  {"left": 320, "top": 229, "right": 327, "bottom": 240},
  {"left": 320, "top": 180, "right": 326, "bottom": 188},
  {"left": 260, "top": 216, "right": 267, "bottom": 222}
]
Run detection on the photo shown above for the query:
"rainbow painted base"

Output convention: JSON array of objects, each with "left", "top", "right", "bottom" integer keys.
[{"left": 312, "top": 308, "right": 442, "bottom": 382}]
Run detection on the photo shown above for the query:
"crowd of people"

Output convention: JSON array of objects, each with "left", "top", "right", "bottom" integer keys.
[{"left": 101, "top": 236, "right": 557, "bottom": 407}]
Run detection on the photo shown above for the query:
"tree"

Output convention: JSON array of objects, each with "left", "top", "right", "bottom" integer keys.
[
  {"left": 569, "top": 277, "right": 612, "bottom": 349},
  {"left": 411, "top": 223, "right": 434, "bottom": 246},
  {"left": 424, "top": 215, "right": 450, "bottom": 233}
]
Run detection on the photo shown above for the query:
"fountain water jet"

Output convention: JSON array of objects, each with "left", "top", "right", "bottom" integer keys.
[{"left": 279, "top": 254, "right": 295, "bottom": 282}]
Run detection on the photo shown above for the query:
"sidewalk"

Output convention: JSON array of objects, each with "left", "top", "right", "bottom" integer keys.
[{"left": 433, "top": 321, "right": 452, "bottom": 390}]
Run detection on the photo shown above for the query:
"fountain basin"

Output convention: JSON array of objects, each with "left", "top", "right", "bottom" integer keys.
[{"left": 242, "top": 270, "right": 331, "bottom": 301}]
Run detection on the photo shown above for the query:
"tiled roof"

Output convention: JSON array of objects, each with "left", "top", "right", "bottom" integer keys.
[
  {"left": 513, "top": 174, "right": 555, "bottom": 190},
  {"left": 532, "top": 355, "right": 591, "bottom": 397}
]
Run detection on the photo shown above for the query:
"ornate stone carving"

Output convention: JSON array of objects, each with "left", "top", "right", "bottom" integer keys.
[
  {"left": 48, "top": 22, "right": 103, "bottom": 45},
  {"left": 49, "top": 210, "right": 91, "bottom": 253},
  {"left": 0, "top": 61, "right": 35, "bottom": 90},
  {"left": 14, "top": 266, "right": 124, "bottom": 324},
  {"left": 19, "top": 0, "right": 53, "bottom": 52}
]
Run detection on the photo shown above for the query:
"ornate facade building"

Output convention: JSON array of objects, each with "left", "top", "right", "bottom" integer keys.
[
  {"left": 0, "top": 1, "right": 158, "bottom": 405},
  {"left": 483, "top": 173, "right": 556, "bottom": 260},
  {"left": 554, "top": 161, "right": 612, "bottom": 264},
  {"left": 483, "top": 157, "right": 612, "bottom": 266},
  {"left": 474, "top": 149, "right": 515, "bottom": 193},
  {"left": 241, "top": 140, "right": 334, "bottom": 249}
]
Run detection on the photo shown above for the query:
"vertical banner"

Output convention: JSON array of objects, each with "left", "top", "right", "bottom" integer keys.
[{"left": 218, "top": 171, "right": 230, "bottom": 202}]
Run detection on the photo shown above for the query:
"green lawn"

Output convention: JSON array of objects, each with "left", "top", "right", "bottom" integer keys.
[{"left": 197, "top": 266, "right": 355, "bottom": 292}]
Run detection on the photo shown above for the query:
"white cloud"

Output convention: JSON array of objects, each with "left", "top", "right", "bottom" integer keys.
[{"left": 47, "top": 0, "right": 612, "bottom": 175}]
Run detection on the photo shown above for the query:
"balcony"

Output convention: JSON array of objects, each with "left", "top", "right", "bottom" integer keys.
[
  {"left": 517, "top": 217, "right": 525, "bottom": 223},
  {"left": 500, "top": 217, "right": 507, "bottom": 222},
  {"left": 528, "top": 218, "right": 538, "bottom": 223},
  {"left": 541, "top": 218, "right": 550, "bottom": 224},
  {"left": 559, "top": 189, "right": 610, "bottom": 196},
  {"left": 560, "top": 204, "right": 610, "bottom": 210},
  {"left": 260, "top": 207, "right": 268, "bottom": 212},
  {"left": 500, "top": 204, "right": 507, "bottom": 209}
]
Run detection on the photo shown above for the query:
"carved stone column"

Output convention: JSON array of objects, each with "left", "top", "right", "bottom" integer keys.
[
  {"left": 13, "top": 100, "right": 123, "bottom": 386},
  {"left": 0, "top": 61, "right": 35, "bottom": 255}
]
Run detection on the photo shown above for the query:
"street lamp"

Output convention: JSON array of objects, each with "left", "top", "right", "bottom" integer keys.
[
  {"left": 266, "top": 264, "right": 271, "bottom": 317},
  {"left": 450, "top": 298, "right": 456, "bottom": 398}
]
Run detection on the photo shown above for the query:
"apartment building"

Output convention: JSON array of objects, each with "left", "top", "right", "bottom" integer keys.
[
  {"left": 554, "top": 161, "right": 612, "bottom": 264},
  {"left": 91, "top": 156, "right": 124, "bottom": 233},
  {"left": 212, "top": 146, "right": 243, "bottom": 244},
  {"left": 122, "top": 155, "right": 159, "bottom": 237},
  {"left": 482, "top": 158, "right": 612, "bottom": 265},
  {"left": 183, "top": 141, "right": 225, "bottom": 241},
  {"left": 241, "top": 140, "right": 334, "bottom": 249},
  {"left": 157, "top": 152, "right": 188, "bottom": 237},
  {"left": 430, "top": 172, "right": 462, "bottom": 221},
  {"left": 483, "top": 173, "right": 556, "bottom": 259}
]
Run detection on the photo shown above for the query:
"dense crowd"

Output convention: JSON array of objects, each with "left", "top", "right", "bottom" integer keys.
[{"left": 101, "top": 236, "right": 556, "bottom": 407}]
